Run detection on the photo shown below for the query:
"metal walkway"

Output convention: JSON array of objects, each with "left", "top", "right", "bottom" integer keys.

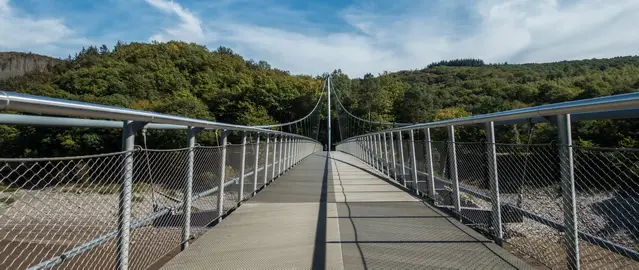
[{"left": 161, "top": 152, "right": 531, "bottom": 269}]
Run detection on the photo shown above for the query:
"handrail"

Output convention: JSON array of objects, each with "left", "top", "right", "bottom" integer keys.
[
  {"left": 337, "top": 92, "right": 639, "bottom": 142},
  {"left": 0, "top": 91, "right": 317, "bottom": 141}
]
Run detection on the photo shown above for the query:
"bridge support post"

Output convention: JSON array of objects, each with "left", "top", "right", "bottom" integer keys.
[
  {"left": 376, "top": 133, "right": 382, "bottom": 171},
  {"left": 447, "top": 126, "right": 462, "bottom": 220},
  {"left": 398, "top": 131, "right": 407, "bottom": 187},
  {"left": 558, "top": 114, "right": 580, "bottom": 270},
  {"left": 116, "top": 120, "right": 145, "bottom": 270},
  {"left": 293, "top": 138, "right": 297, "bottom": 166},
  {"left": 284, "top": 137, "right": 290, "bottom": 170},
  {"left": 294, "top": 138, "right": 298, "bottom": 165},
  {"left": 263, "top": 134, "right": 270, "bottom": 185},
  {"left": 485, "top": 122, "right": 502, "bottom": 246},
  {"left": 424, "top": 128, "right": 436, "bottom": 201},
  {"left": 361, "top": 138, "right": 367, "bottom": 162},
  {"left": 283, "top": 137, "right": 287, "bottom": 170},
  {"left": 271, "top": 136, "right": 278, "bottom": 180},
  {"left": 278, "top": 136, "right": 283, "bottom": 175},
  {"left": 298, "top": 139, "right": 302, "bottom": 163},
  {"left": 287, "top": 137, "right": 292, "bottom": 169},
  {"left": 360, "top": 138, "right": 365, "bottom": 162},
  {"left": 371, "top": 135, "right": 376, "bottom": 168},
  {"left": 390, "top": 132, "right": 397, "bottom": 180},
  {"left": 217, "top": 129, "right": 230, "bottom": 220},
  {"left": 183, "top": 126, "right": 201, "bottom": 251},
  {"left": 285, "top": 136, "right": 289, "bottom": 170},
  {"left": 383, "top": 132, "right": 389, "bottom": 176},
  {"left": 366, "top": 136, "right": 372, "bottom": 165},
  {"left": 239, "top": 132, "right": 248, "bottom": 201},
  {"left": 253, "top": 133, "right": 261, "bottom": 194},
  {"left": 371, "top": 135, "right": 377, "bottom": 169},
  {"left": 377, "top": 134, "right": 383, "bottom": 171},
  {"left": 378, "top": 133, "right": 384, "bottom": 172},
  {"left": 409, "top": 130, "right": 419, "bottom": 195},
  {"left": 298, "top": 138, "right": 302, "bottom": 163}
]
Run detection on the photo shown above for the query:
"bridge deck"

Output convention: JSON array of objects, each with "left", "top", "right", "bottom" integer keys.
[{"left": 161, "top": 151, "right": 531, "bottom": 269}]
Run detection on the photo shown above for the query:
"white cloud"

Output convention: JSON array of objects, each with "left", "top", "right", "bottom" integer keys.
[
  {"left": 145, "top": 0, "right": 209, "bottom": 43},
  {"left": 0, "top": 0, "right": 89, "bottom": 56},
  {"left": 146, "top": 0, "right": 639, "bottom": 77},
  {"left": 0, "top": 0, "right": 9, "bottom": 14}
]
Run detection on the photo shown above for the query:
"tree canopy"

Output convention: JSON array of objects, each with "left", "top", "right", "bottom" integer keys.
[
  {"left": 1, "top": 41, "right": 639, "bottom": 157},
  {"left": 0, "top": 41, "right": 322, "bottom": 157}
]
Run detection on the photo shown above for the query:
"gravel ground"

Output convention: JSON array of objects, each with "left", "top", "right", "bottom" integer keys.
[
  {"left": 453, "top": 186, "right": 639, "bottom": 269},
  {"left": 0, "top": 187, "right": 241, "bottom": 269}
]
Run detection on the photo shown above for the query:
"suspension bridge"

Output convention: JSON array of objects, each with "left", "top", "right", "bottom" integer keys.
[{"left": 0, "top": 76, "right": 638, "bottom": 270}]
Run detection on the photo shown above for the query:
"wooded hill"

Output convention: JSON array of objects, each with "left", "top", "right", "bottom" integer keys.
[{"left": 1, "top": 41, "right": 638, "bottom": 157}]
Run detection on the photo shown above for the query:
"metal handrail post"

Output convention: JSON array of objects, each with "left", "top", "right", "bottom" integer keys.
[
  {"left": 398, "top": 131, "right": 406, "bottom": 187},
  {"left": 447, "top": 126, "right": 461, "bottom": 219},
  {"left": 271, "top": 136, "right": 278, "bottom": 180},
  {"left": 278, "top": 136, "right": 284, "bottom": 175},
  {"left": 217, "top": 129, "right": 229, "bottom": 219},
  {"left": 263, "top": 134, "right": 270, "bottom": 185},
  {"left": 390, "top": 132, "right": 397, "bottom": 180},
  {"left": 378, "top": 133, "right": 384, "bottom": 172},
  {"left": 253, "top": 134, "right": 261, "bottom": 193},
  {"left": 424, "top": 128, "right": 436, "bottom": 201},
  {"left": 383, "top": 132, "right": 389, "bottom": 176},
  {"left": 182, "top": 126, "right": 198, "bottom": 250},
  {"left": 558, "top": 114, "right": 580, "bottom": 270},
  {"left": 238, "top": 132, "right": 248, "bottom": 200},
  {"left": 485, "top": 122, "right": 502, "bottom": 246},
  {"left": 116, "top": 120, "right": 137, "bottom": 270},
  {"left": 408, "top": 129, "right": 419, "bottom": 195}
]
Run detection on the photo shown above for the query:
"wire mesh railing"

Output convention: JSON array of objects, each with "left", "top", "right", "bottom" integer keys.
[
  {"left": 336, "top": 119, "right": 639, "bottom": 270},
  {"left": 0, "top": 89, "right": 324, "bottom": 270},
  {"left": 0, "top": 140, "right": 321, "bottom": 270}
]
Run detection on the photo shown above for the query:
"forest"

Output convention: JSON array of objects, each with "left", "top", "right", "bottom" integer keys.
[{"left": 1, "top": 41, "right": 639, "bottom": 158}]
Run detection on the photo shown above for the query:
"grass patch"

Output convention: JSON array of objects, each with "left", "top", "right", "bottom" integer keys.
[
  {"left": 0, "top": 197, "right": 16, "bottom": 205},
  {"left": 0, "top": 185, "right": 21, "bottom": 193}
]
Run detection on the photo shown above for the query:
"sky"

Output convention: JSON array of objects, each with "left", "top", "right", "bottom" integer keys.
[{"left": 1, "top": 0, "right": 639, "bottom": 77}]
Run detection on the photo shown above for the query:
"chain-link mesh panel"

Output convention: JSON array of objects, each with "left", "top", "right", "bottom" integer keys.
[
  {"left": 255, "top": 141, "right": 267, "bottom": 191},
  {"left": 243, "top": 143, "right": 257, "bottom": 198},
  {"left": 430, "top": 141, "right": 452, "bottom": 207},
  {"left": 495, "top": 143, "right": 565, "bottom": 268},
  {"left": 400, "top": 137, "right": 411, "bottom": 187},
  {"left": 0, "top": 152, "right": 129, "bottom": 270},
  {"left": 454, "top": 142, "right": 492, "bottom": 231},
  {"left": 340, "top": 136, "right": 639, "bottom": 269},
  {"left": 573, "top": 146, "right": 639, "bottom": 269},
  {"left": 190, "top": 146, "right": 222, "bottom": 239},
  {"left": 0, "top": 129, "right": 320, "bottom": 270},
  {"left": 224, "top": 144, "right": 242, "bottom": 212},
  {"left": 128, "top": 148, "right": 189, "bottom": 269},
  {"left": 413, "top": 140, "right": 427, "bottom": 192}
]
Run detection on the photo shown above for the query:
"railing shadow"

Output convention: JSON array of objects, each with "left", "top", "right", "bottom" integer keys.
[
  {"left": 327, "top": 152, "right": 523, "bottom": 269},
  {"left": 329, "top": 152, "right": 369, "bottom": 269},
  {"left": 310, "top": 151, "right": 328, "bottom": 270}
]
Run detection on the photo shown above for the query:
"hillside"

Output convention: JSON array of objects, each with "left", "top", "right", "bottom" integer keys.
[
  {"left": 332, "top": 56, "right": 639, "bottom": 147},
  {"left": 0, "top": 42, "right": 322, "bottom": 157},
  {"left": 0, "top": 52, "right": 61, "bottom": 80},
  {"left": 1, "top": 41, "right": 639, "bottom": 157}
]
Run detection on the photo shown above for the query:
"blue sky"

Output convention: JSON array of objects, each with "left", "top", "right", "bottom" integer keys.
[{"left": 1, "top": 0, "right": 639, "bottom": 77}]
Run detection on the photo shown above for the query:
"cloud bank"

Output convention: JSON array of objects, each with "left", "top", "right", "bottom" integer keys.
[
  {"left": 2, "top": 0, "right": 639, "bottom": 77},
  {"left": 0, "top": 0, "right": 88, "bottom": 56}
]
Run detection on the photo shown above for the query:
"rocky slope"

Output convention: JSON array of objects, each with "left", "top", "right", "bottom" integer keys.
[{"left": 0, "top": 52, "right": 60, "bottom": 80}]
